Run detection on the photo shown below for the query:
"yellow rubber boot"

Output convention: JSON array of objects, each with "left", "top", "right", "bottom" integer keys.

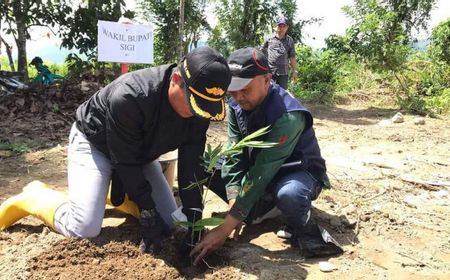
[
  {"left": 0, "top": 180, "right": 67, "bottom": 230},
  {"left": 106, "top": 186, "right": 140, "bottom": 219}
]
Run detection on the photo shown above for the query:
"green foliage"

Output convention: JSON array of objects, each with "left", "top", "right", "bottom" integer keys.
[
  {"left": 329, "top": 0, "right": 446, "bottom": 114},
  {"left": 205, "top": 126, "right": 276, "bottom": 173},
  {"left": 28, "top": 60, "right": 68, "bottom": 79},
  {"left": 208, "top": 0, "right": 319, "bottom": 56},
  {"left": 47, "top": 62, "right": 68, "bottom": 77},
  {"left": 65, "top": 53, "right": 96, "bottom": 78},
  {"left": 334, "top": 56, "right": 382, "bottom": 95},
  {"left": 316, "top": 44, "right": 450, "bottom": 116},
  {"left": 176, "top": 217, "right": 225, "bottom": 231},
  {"left": 181, "top": 126, "right": 277, "bottom": 231},
  {"left": 64, "top": 54, "right": 119, "bottom": 83},
  {"left": 222, "top": 127, "right": 277, "bottom": 157},
  {"left": 394, "top": 52, "right": 450, "bottom": 115},
  {"left": 56, "top": 0, "right": 132, "bottom": 81},
  {"left": 342, "top": 0, "right": 411, "bottom": 73},
  {"left": 186, "top": 126, "right": 276, "bottom": 191},
  {"left": 0, "top": 0, "right": 72, "bottom": 78},
  {"left": 340, "top": 0, "right": 435, "bottom": 73},
  {"left": 208, "top": 0, "right": 277, "bottom": 56},
  {"left": 290, "top": 43, "right": 385, "bottom": 104},
  {"left": 1, "top": 57, "right": 67, "bottom": 82},
  {"left": 128, "top": 63, "right": 151, "bottom": 72},
  {"left": 324, "top": 34, "right": 353, "bottom": 56},
  {"left": 424, "top": 88, "right": 450, "bottom": 114},
  {"left": 379, "top": 0, "right": 436, "bottom": 34},
  {"left": 428, "top": 18, "right": 450, "bottom": 65},
  {"left": 290, "top": 46, "right": 340, "bottom": 103},
  {"left": 138, "top": 0, "right": 209, "bottom": 64},
  {"left": 60, "top": 1, "right": 129, "bottom": 59},
  {"left": 51, "top": 103, "right": 60, "bottom": 113},
  {"left": 0, "top": 141, "right": 31, "bottom": 154},
  {"left": 0, "top": 57, "right": 12, "bottom": 71}
]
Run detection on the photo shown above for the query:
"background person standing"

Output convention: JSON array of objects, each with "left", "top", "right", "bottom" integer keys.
[{"left": 262, "top": 16, "right": 298, "bottom": 90}]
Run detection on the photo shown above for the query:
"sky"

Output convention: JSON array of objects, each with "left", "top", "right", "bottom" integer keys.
[
  {"left": 297, "top": 0, "right": 450, "bottom": 48},
  {"left": 0, "top": 0, "right": 449, "bottom": 64},
  {"left": 297, "top": 0, "right": 353, "bottom": 48}
]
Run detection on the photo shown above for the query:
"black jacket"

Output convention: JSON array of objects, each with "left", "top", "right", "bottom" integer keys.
[{"left": 76, "top": 64, "right": 208, "bottom": 210}]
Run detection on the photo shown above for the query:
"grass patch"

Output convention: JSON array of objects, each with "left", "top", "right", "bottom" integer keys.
[{"left": 0, "top": 140, "right": 32, "bottom": 154}]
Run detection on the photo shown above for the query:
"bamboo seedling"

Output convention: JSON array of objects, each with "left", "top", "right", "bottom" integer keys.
[{"left": 178, "top": 126, "right": 277, "bottom": 242}]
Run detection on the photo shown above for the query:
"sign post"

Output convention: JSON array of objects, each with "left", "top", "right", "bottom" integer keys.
[
  {"left": 121, "top": 63, "right": 129, "bottom": 74},
  {"left": 120, "top": 20, "right": 132, "bottom": 74}
]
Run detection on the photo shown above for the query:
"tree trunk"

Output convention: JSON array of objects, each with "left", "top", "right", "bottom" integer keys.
[
  {"left": 178, "top": 0, "right": 185, "bottom": 60},
  {"left": 11, "top": 0, "right": 28, "bottom": 81},
  {"left": 0, "top": 35, "right": 16, "bottom": 71},
  {"left": 15, "top": 18, "right": 28, "bottom": 81}
]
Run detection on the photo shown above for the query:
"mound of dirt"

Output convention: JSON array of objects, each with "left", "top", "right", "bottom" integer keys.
[
  {"left": 30, "top": 238, "right": 182, "bottom": 280},
  {"left": 0, "top": 79, "right": 101, "bottom": 148}
]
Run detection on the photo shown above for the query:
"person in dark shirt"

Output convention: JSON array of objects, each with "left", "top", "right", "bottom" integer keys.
[
  {"left": 0, "top": 47, "right": 231, "bottom": 255},
  {"left": 262, "top": 16, "right": 298, "bottom": 90}
]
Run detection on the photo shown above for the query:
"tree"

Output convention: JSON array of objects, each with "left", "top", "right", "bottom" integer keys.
[
  {"left": 428, "top": 18, "right": 450, "bottom": 65},
  {"left": 0, "top": 0, "right": 71, "bottom": 80},
  {"left": 278, "top": 0, "right": 321, "bottom": 45},
  {"left": 0, "top": 18, "right": 15, "bottom": 71},
  {"left": 60, "top": 0, "right": 131, "bottom": 60},
  {"left": 381, "top": 0, "right": 435, "bottom": 35},
  {"left": 208, "top": 0, "right": 317, "bottom": 57},
  {"left": 208, "top": 0, "right": 276, "bottom": 57},
  {"left": 0, "top": 35, "right": 15, "bottom": 71},
  {"left": 138, "top": 0, "right": 209, "bottom": 64},
  {"left": 341, "top": 0, "right": 436, "bottom": 73}
]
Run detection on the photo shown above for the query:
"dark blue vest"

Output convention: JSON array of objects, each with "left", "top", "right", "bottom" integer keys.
[{"left": 228, "top": 83, "right": 327, "bottom": 183}]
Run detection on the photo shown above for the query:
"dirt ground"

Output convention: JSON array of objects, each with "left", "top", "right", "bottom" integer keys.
[{"left": 0, "top": 88, "right": 449, "bottom": 279}]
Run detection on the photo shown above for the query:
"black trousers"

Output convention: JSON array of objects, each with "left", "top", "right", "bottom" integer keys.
[{"left": 273, "top": 74, "right": 289, "bottom": 90}]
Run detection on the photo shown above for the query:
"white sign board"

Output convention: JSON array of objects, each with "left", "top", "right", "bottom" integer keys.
[{"left": 97, "top": 20, "right": 154, "bottom": 64}]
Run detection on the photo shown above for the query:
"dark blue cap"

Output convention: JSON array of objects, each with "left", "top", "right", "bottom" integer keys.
[{"left": 277, "top": 16, "right": 288, "bottom": 25}]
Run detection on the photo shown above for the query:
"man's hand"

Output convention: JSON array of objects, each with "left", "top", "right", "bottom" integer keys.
[
  {"left": 139, "top": 208, "right": 169, "bottom": 254},
  {"left": 190, "top": 214, "right": 241, "bottom": 265},
  {"left": 291, "top": 71, "right": 298, "bottom": 82},
  {"left": 189, "top": 225, "right": 229, "bottom": 265},
  {"left": 289, "top": 57, "right": 298, "bottom": 82}
]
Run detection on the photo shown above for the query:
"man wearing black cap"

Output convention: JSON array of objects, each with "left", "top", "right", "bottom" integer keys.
[
  {"left": 0, "top": 47, "right": 231, "bottom": 255},
  {"left": 191, "top": 47, "right": 341, "bottom": 264},
  {"left": 262, "top": 15, "right": 298, "bottom": 90}
]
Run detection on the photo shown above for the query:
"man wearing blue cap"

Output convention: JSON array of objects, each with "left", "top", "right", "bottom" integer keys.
[
  {"left": 190, "top": 47, "right": 341, "bottom": 265},
  {"left": 262, "top": 16, "right": 298, "bottom": 90}
]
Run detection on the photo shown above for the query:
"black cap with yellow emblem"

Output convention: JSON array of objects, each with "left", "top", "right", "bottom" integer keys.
[{"left": 179, "top": 47, "right": 231, "bottom": 121}]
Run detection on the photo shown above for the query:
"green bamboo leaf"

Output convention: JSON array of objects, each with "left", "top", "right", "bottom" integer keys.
[
  {"left": 239, "top": 140, "right": 277, "bottom": 148},
  {"left": 175, "top": 221, "right": 194, "bottom": 228},
  {"left": 193, "top": 217, "right": 225, "bottom": 227},
  {"left": 175, "top": 221, "right": 205, "bottom": 232},
  {"left": 222, "top": 149, "right": 242, "bottom": 157},
  {"left": 207, "top": 153, "right": 221, "bottom": 172},
  {"left": 239, "top": 126, "right": 271, "bottom": 143},
  {"left": 183, "top": 177, "right": 209, "bottom": 190},
  {"left": 191, "top": 225, "right": 206, "bottom": 232},
  {"left": 203, "top": 143, "right": 224, "bottom": 172}
]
